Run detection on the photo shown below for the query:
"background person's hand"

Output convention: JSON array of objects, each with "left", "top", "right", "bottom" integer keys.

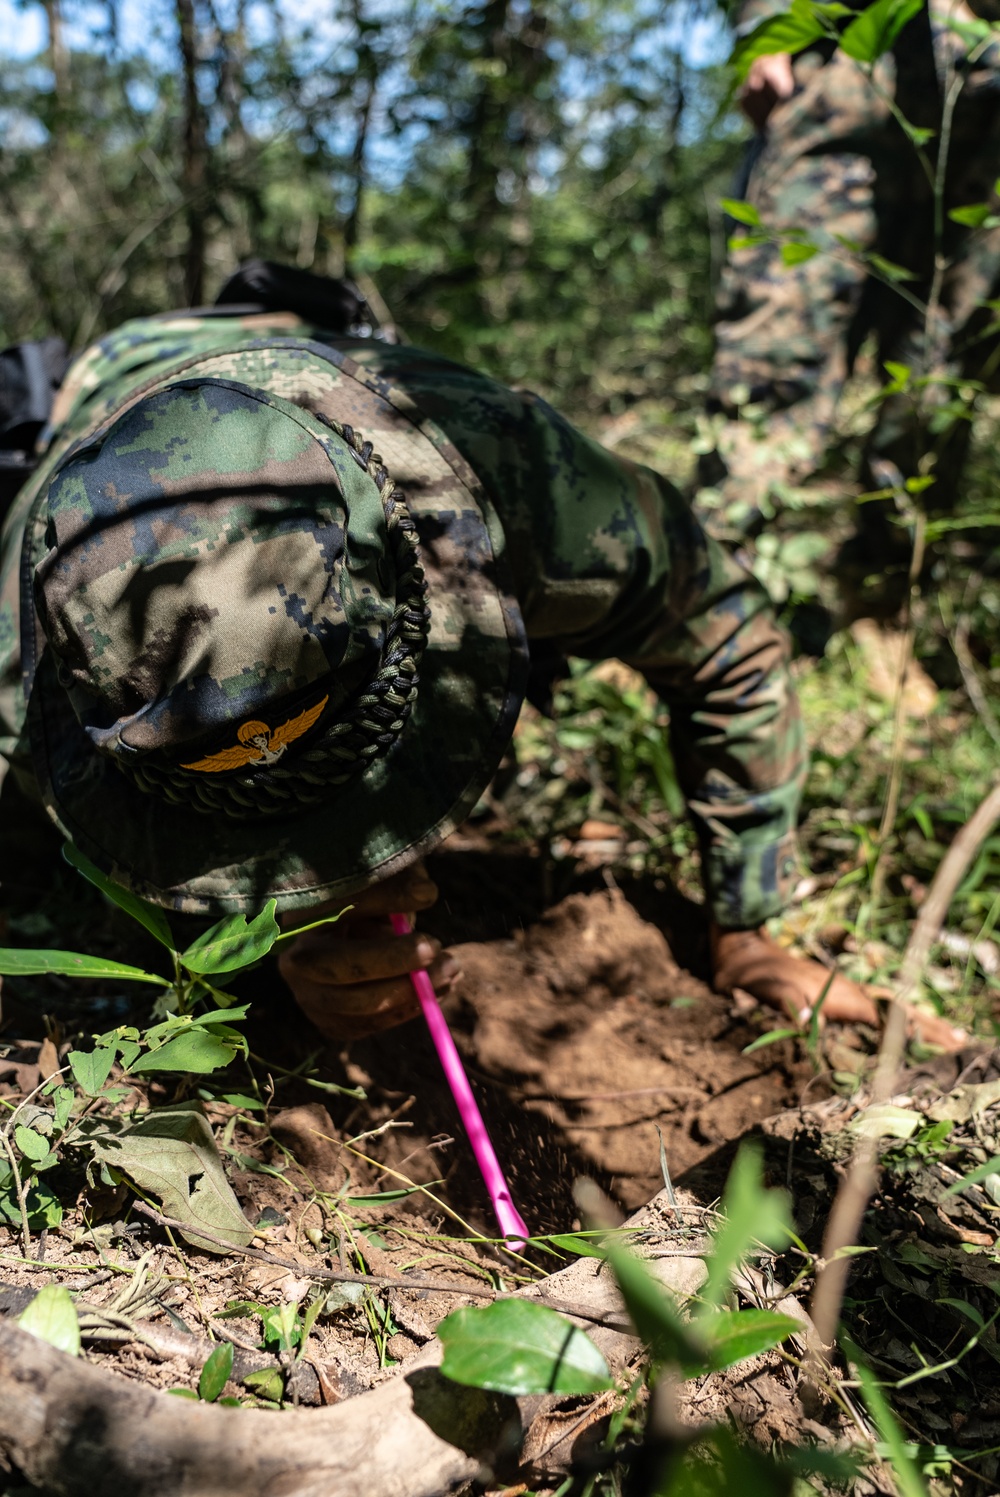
[
  {"left": 739, "top": 52, "right": 795, "bottom": 129},
  {"left": 710, "top": 922, "right": 966, "bottom": 1050},
  {"left": 278, "top": 862, "right": 459, "bottom": 1042}
]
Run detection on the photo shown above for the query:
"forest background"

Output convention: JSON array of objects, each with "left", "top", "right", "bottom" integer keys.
[{"left": 3, "top": 0, "right": 1000, "bottom": 1035}]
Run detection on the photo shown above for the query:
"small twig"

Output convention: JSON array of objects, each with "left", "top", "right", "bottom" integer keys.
[
  {"left": 247, "top": 1051, "right": 365, "bottom": 1101},
  {"left": 0, "top": 1255, "right": 131, "bottom": 1276},
  {"left": 529, "top": 1390, "right": 619, "bottom": 1465},
  {"left": 529, "top": 1085, "right": 703, "bottom": 1105},
  {"left": 0, "top": 1130, "right": 30, "bottom": 1260},
  {"left": 870, "top": 515, "right": 926, "bottom": 907},
  {"left": 806, "top": 501, "right": 932, "bottom": 1390},
  {"left": 953, "top": 609, "right": 1000, "bottom": 747},
  {"left": 807, "top": 968, "right": 915, "bottom": 1385},
  {"left": 897, "top": 776, "right": 1000, "bottom": 1000},
  {"left": 130, "top": 1202, "right": 495, "bottom": 1297},
  {"left": 0, "top": 1064, "right": 73, "bottom": 1144}
]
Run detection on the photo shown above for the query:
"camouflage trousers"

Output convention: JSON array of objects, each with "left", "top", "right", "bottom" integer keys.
[{"left": 700, "top": 29, "right": 1000, "bottom": 532}]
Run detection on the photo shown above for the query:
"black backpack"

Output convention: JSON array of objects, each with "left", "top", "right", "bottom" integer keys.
[{"left": 0, "top": 337, "right": 68, "bottom": 520}]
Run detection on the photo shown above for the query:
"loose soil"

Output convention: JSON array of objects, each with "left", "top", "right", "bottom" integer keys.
[{"left": 283, "top": 839, "right": 822, "bottom": 1231}]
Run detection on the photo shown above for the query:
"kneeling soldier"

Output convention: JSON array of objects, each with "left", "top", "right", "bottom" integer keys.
[{"left": 0, "top": 291, "right": 948, "bottom": 1043}]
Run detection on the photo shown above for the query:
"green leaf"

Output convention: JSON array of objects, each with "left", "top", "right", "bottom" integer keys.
[
  {"left": 948, "top": 16, "right": 993, "bottom": 44},
  {"left": 849, "top": 1103, "right": 919, "bottom": 1139},
  {"left": 168, "top": 1387, "right": 199, "bottom": 1398},
  {"left": 84, "top": 1101, "right": 254, "bottom": 1253},
  {"left": 217, "top": 1298, "right": 269, "bottom": 1319},
  {"left": 198, "top": 1340, "right": 234, "bottom": 1401},
  {"left": 936, "top": 1297, "right": 985, "bottom": 1329},
  {"left": 52, "top": 1086, "right": 76, "bottom": 1133},
  {"left": 546, "top": 1233, "right": 606, "bottom": 1259},
  {"left": 242, "top": 1367, "right": 285, "bottom": 1401},
  {"left": 32, "top": 1181, "right": 64, "bottom": 1227},
  {"left": 142, "top": 1006, "right": 249, "bottom": 1043},
  {"left": 720, "top": 198, "right": 760, "bottom": 227},
  {"left": 130, "top": 1029, "right": 240, "bottom": 1076},
  {"left": 742, "top": 1027, "right": 799, "bottom": 1054},
  {"left": 730, "top": 2, "right": 827, "bottom": 82},
  {"left": 866, "top": 251, "right": 917, "bottom": 283},
  {"left": 838, "top": 0, "right": 923, "bottom": 62},
  {"left": 604, "top": 1242, "right": 702, "bottom": 1369},
  {"left": 181, "top": 902, "right": 280, "bottom": 975},
  {"left": 261, "top": 1302, "right": 302, "bottom": 1354},
  {"left": 63, "top": 842, "right": 175, "bottom": 950},
  {"left": 342, "top": 1186, "right": 430, "bottom": 1206},
  {"left": 780, "top": 240, "right": 819, "bottom": 265},
  {"left": 900, "top": 121, "right": 935, "bottom": 147},
  {"left": 698, "top": 1308, "right": 800, "bottom": 1371},
  {"left": 18, "top": 1285, "right": 80, "bottom": 1356},
  {"left": 944, "top": 1152, "right": 1000, "bottom": 1196},
  {"left": 884, "top": 360, "right": 911, "bottom": 386},
  {"left": 949, "top": 202, "right": 992, "bottom": 229},
  {"left": 0, "top": 1178, "right": 64, "bottom": 1230},
  {"left": 116, "top": 1041, "right": 142, "bottom": 1070},
  {"left": 438, "top": 1300, "right": 613, "bottom": 1396},
  {"left": 0, "top": 948, "right": 164, "bottom": 984},
  {"left": 69, "top": 1045, "right": 117, "bottom": 1095},
  {"left": 728, "top": 233, "right": 772, "bottom": 251},
  {"left": 699, "top": 1145, "right": 792, "bottom": 1313},
  {"left": 848, "top": 1341, "right": 928, "bottom": 1497},
  {"left": 14, "top": 1125, "right": 50, "bottom": 1162},
  {"left": 188, "top": 1005, "right": 251, "bottom": 1028}
]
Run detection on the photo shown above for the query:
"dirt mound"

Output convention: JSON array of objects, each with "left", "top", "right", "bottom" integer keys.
[{"left": 446, "top": 889, "right": 816, "bottom": 1209}]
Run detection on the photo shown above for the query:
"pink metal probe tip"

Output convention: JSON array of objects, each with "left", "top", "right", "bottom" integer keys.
[{"left": 390, "top": 912, "right": 529, "bottom": 1249}]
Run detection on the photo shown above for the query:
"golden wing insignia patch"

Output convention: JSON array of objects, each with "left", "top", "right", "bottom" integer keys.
[
  {"left": 269, "top": 696, "right": 329, "bottom": 751},
  {"left": 182, "top": 695, "right": 329, "bottom": 773}
]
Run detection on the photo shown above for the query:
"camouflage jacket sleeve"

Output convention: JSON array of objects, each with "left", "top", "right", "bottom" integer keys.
[{"left": 348, "top": 346, "right": 806, "bottom": 930}]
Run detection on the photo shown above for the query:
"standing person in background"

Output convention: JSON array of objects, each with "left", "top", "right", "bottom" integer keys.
[{"left": 698, "top": 0, "right": 1000, "bottom": 610}]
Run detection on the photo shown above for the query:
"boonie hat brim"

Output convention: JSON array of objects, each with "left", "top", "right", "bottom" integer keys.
[{"left": 23, "top": 341, "right": 529, "bottom": 915}]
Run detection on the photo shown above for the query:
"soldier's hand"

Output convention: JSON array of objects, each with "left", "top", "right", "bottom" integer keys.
[
  {"left": 740, "top": 53, "right": 795, "bottom": 129},
  {"left": 278, "top": 862, "right": 460, "bottom": 1043},
  {"left": 710, "top": 922, "right": 966, "bottom": 1051}
]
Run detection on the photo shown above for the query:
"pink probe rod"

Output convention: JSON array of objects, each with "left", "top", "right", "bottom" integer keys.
[{"left": 390, "top": 912, "right": 529, "bottom": 1250}]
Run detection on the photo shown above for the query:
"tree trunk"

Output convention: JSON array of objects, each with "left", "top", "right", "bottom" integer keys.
[
  {"left": 176, "top": 0, "right": 209, "bottom": 307},
  {"left": 0, "top": 1191, "right": 704, "bottom": 1497}
]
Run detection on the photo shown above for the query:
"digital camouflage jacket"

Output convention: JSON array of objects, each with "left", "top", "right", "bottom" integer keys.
[{"left": 0, "top": 313, "right": 805, "bottom": 927}]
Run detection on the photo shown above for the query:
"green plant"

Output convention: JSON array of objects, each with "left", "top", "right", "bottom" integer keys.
[
  {"left": 434, "top": 1148, "right": 852, "bottom": 1488},
  {"left": 0, "top": 843, "right": 343, "bottom": 1020},
  {"left": 217, "top": 1295, "right": 327, "bottom": 1405},
  {"left": 169, "top": 1340, "right": 241, "bottom": 1405},
  {"left": 439, "top": 1298, "right": 614, "bottom": 1396},
  {"left": 0, "top": 845, "right": 346, "bottom": 1256},
  {"left": 16, "top": 1284, "right": 81, "bottom": 1357}
]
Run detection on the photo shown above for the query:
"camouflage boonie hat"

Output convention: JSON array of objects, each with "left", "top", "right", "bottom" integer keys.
[{"left": 21, "top": 340, "right": 528, "bottom": 914}]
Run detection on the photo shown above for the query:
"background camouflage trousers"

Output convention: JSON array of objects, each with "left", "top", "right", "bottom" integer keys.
[{"left": 701, "top": 10, "right": 1000, "bottom": 531}]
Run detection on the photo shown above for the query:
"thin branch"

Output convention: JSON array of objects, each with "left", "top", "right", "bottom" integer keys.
[
  {"left": 952, "top": 610, "right": 1000, "bottom": 747},
  {"left": 897, "top": 776, "right": 1000, "bottom": 1000},
  {"left": 0, "top": 1130, "right": 30, "bottom": 1261},
  {"left": 130, "top": 1201, "right": 494, "bottom": 1297}
]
